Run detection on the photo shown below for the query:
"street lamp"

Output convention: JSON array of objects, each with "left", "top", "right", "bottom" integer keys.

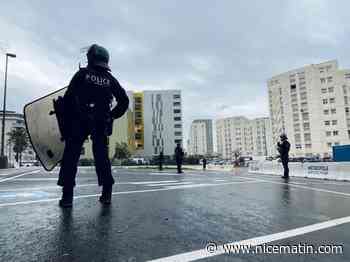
[{"left": 1, "top": 53, "right": 16, "bottom": 163}]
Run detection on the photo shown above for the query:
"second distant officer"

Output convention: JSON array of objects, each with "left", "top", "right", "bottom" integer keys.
[
  {"left": 175, "top": 143, "right": 184, "bottom": 174},
  {"left": 277, "top": 133, "right": 291, "bottom": 179}
]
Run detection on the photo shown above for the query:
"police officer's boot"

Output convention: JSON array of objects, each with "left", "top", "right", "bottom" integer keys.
[
  {"left": 59, "top": 187, "right": 74, "bottom": 208},
  {"left": 99, "top": 185, "right": 113, "bottom": 205}
]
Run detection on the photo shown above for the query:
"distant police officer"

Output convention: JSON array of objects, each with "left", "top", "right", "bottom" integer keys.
[
  {"left": 158, "top": 150, "right": 164, "bottom": 171},
  {"left": 175, "top": 143, "right": 184, "bottom": 174},
  {"left": 202, "top": 158, "right": 207, "bottom": 171},
  {"left": 277, "top": 133, "right": 290, "bottom": 179},
  {"left": 57, "top": 44, "right": 129, "bottom": 207}
]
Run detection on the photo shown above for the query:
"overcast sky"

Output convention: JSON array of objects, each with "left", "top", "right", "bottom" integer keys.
[{"left": 1, "top": 0, "right": 350, "bottom": 145}]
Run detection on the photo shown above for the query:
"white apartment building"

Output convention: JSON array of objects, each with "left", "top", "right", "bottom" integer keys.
[
  {"left": 141, "top": 90, "right": 183, "bottom": 158},
  {"left": 216, "top": 116, "right": 272, "bottom": 159},
  {"left": 268, "top": 60, "right": 350, "bottom": 158},
  {"left": 188, "top": 119, "right": 213, "bottom": 156}
]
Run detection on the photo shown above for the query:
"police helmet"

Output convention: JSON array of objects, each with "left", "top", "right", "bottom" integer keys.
[
  {"left": 280, "top": 133, "right": 288, "bottom": 140},
  {"left": 87, "top": 44, "right": 110, "bottom": 70}
]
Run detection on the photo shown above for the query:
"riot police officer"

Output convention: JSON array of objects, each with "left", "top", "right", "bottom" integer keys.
[
  {"left": 175, "top": 143, "right": 184, "bottom": 174},
  {"left": 277, "top": 133, "right": 290, "bottom": 179},
  {"left": 57, "top": 44, "right": 129, "bottom": 207}
]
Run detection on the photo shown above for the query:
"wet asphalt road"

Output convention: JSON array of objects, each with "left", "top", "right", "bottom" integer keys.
[{"left": 0, "top": 167, "right": 350, "bottom": 262}]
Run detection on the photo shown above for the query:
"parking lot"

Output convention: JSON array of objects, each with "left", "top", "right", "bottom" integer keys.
[{"left": 0, "top": 167, "right": 349, "bottom": 261}]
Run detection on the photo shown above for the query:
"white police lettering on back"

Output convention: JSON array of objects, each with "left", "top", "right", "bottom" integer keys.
[{"left": 86, "top": 73, "right": 110, "bottom": 86}]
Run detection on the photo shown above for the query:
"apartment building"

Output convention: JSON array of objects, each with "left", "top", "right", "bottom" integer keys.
[
  {"left": 216, "top": 116, "right": 272, "bottom": 159},
  {"left": 268, "top": 60, "right": 350, "bottom": 158},
  {"left": 188, "top": 119, "right": 213, "bottom": 156}
]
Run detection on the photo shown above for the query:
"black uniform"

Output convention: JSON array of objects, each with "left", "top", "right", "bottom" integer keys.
[
  {"left": 158, "top": 151, "right": 164, "bottom": 171},
  {"left": 277, "top": 140, "right": 290, "bottom": 178},
  {"left": 175, "top": 144, "right": 184, "bottom": 174},
  {"left": 202, "top": 158, "right": 207, "bottom": 170},
  {"left": 57, "top": 65, "right": 129, "bottom": 188}
]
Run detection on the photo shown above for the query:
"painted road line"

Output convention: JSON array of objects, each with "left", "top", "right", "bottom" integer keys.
[
  {"left": 147, "top": 215, "right": 350, "bottom": 262},
  {"left": 0, "top": 180, "right": 266, "bottom": 208},
  {"left": 11, "top": 178, "right": 59, "bottom": 181},
  {"left": 0, "top": 170, "right": 41, "bottom": 183},
  {"left": 146, "top": 182, "right": 193, "bottom": 187},
  {"left": 236, "top": 176, "right": 350, "bottom": 198}
]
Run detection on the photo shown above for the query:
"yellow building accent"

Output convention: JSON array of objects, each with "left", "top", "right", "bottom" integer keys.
[{"left": 134, "top": 92, "right": 144, "bottom": 150}]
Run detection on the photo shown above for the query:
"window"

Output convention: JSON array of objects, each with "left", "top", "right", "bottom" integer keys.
[
  {"left": 174, "top": 124, "right": 182, "bottom": 128},
  {"left": 174, "top": 117, "right": 181, "bottom": 121},
  {"left": 348, "top": 130, "right": 350, "bottom": 139},
  {"left": 320, "top": 78, "right": 326, "bottom": 84},
  {"left": 331, "top": 108, "right": 336, "bottom": 114},
  {"left": 304, "top": 133, "right": 311, "bottom": 141},
  {"left": 324, "top": 121, "right": 330, "bottom": 126},
  {"left": 302, "top": 112, "right": 309, "bottom": 120},
  {"left": 327, "top": 76, "right": 333, "bottom": 83},
  {"left": 332, "top": 120, "right": 338, "bottom": 125},
  {"left": 305, "top": 144, "right": 312, "bottom": 149},
  {"left": 329, "top": 98, "right": 335, "bottom": 103},
  {"left": 303, "top": 122, "right": 310, "bottom": 130},
  {"left": 290, "top": 84, "right": 296, "bottom": 90},
  {"left": 323, "top": 99, "right": 328, "bottom": 104},
  {"left": 334, "top": 142, "right": 340, "bottom": 146},
  {"left": 346, "top": 107, "right": 349, "bottom": 113},
  {"left": 326, "top": 131, "right": 331, "bottom": 137},
  {"left": 323, "top": 109, "right": 329, "bottom": 115},
  {"left": 301, "top": 102, "right": 308, "bottom": 107},
  {"left": 174, "top": 139, "right": 182, "bottom": 144},
  {"left": 321, "top": 88, "right": 327, "bottom": 93},
  {"left": 174, "top": 131, "right": 182, "bottom": 136},
  {"left": 328, "top": 87, "right": 334, "bottom": 93},
  {"left": 345, "top": 96, "right": 348, "bottom": 105},
  {"left": 173, "top": 94, "right": 181, "bottom": 99},
  {"left": 333, "top": 131, "right": 339, "bottom": 136},
  {"left": 173, "top": 109, "right": 181, "bottom": 114},
  {"left": 173, "top": 102, "right": 181, "bottom": 106},
  {"left": 327, "top": 142, "right": 332, "bottom": 148}
]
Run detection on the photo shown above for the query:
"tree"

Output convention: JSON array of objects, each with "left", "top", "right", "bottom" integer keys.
[
  {"left": 7, "top": 127, "right": 29, "bottom": 165},
  {"left": 113, "top": 142, "right": 131, "bottom": 161}
]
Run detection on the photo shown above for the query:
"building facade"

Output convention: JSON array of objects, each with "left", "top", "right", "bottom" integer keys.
[
  {"left": 188, "top": 119, "right": 213, "bottom": 156},
  {"left": 216, "top": 116, "right": 272, "bottom": 159},
  {"left": 268, "top": 60, "right": 350, "bottom": 158},
  {"left": 0, "top": 111, "right": 36, "bottom": 165},
  {"left": 141, "top": 90, "right": 183, "bottom": 158}
]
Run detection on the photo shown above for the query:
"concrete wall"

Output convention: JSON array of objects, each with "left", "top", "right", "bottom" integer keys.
[{"left": 249, "top": 160, "right": 350, "bottom": 181}]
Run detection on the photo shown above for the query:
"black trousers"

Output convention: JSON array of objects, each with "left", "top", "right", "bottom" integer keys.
[
  {"left": 176, "top": 159, "right": 182, "bottom": 173},
  {"left": 57, "top": 132, "right": 114, "bottom": 188},
  {"left": 281, "top": 158, "right": 289, "bottom": 178}
]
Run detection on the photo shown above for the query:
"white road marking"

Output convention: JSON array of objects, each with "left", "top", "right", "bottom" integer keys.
[
  {"left": 236, "top": 176, "right": 350, "bottom": 198},
  {"left": 127, "top": 180, "right": 179, "bottom": 185},
  {"left": 11, "top": 178, "right": 59, "bottom": 181},
  {"left": 147, "top": 215, "right": 350, "bottom": 262},
  {"left": 0, "top": 180, "right": 265, "bottom": 208},
  {"left": 0, "top": 170, "right": 41, "bottom": 183},
  {"left": 146, "top": 182, "right": 193, "bottom": 187}
]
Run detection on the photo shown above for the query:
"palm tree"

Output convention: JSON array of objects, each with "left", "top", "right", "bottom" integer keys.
[{"left": 7, "top": 127, "right": 29, "bottom": 166}]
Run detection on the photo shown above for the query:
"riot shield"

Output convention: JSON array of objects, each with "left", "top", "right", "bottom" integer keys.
[{"left": 24, "top": 87, "right": 67, "bottom": 171}]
